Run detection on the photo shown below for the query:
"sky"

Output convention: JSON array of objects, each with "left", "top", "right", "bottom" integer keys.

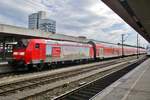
[{"left": 0, "top": 0, "right": 148, "bottom": 47}]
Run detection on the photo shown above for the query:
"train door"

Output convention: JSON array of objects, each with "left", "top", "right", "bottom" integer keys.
[{"left": 99, "top": 48, "right": 104, "bottom": 58}]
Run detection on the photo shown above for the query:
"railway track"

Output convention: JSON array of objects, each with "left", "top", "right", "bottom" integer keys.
[
  {"left": 0, "top": 55, "right": 142, "bottom": 75},
  {"left": 0, "top": 56, "right": 146, "bottom": 100},
  {"left": 0, "top": 55, "right": 140, "bottom": 80},
  {"left": 0, "top": 61, "right": 122, "bottom": 96},
  {"left": 53, "top": 57, "right": 146, "bottom": 100}
]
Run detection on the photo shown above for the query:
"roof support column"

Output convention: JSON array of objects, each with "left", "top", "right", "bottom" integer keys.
[{"left": 2, "top": 38, "right": 6, "bottom": 60}]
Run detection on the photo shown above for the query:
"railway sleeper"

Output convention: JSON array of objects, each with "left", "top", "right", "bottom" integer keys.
[
  {"left": 69, "top": 93, "right": 91, "bottom": 100},
  {"left": 77, "top": 90, "right": 97, "bottom": 96}
]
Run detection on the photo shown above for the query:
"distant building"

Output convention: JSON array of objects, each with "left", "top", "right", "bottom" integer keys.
[
  {"left": 28, "top": 11, "right": 56, "bottom": 33},
  {"left": 39, "top": 19, "right": 56, "bottom": 33}
]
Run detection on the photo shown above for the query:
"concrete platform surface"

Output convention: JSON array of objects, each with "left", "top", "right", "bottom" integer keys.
[
  {"left": 91, "top": 58, "right": 150, "bottom": 100},
  {"left": 0, "top": 62, "right": 14, "bottom": 73},
  {"left": 0, "top": 62, "right": 8, "bottom": 65}
]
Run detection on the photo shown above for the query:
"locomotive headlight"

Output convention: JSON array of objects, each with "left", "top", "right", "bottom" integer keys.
[
  {"left": 13, "top": 52, "right": 18, "bottom": 55},
  {"left": 19, "top": 52, "right": 25, "bottom": 56}
]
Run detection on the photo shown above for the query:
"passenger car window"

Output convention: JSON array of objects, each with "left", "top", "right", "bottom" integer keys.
[{"left": 35, "top": 43, "right": 40, "bottom": 48}]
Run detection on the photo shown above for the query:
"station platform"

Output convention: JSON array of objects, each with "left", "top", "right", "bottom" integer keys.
[
  {"left": 0, "top": 61, "right": 8, "bottom": 67},
  {"left": 0, "top": 62, "right": 8, "bottom": 65},
  {"left": 91, "top": 58, "right": 150, "bottom": 100},
  {"left": 0, "top": 62, "right": 13, "bottom": 74}
]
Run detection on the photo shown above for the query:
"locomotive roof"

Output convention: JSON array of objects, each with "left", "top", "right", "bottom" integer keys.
[{"left": 45, "top": 39, "right": 90, "bottom": 47}]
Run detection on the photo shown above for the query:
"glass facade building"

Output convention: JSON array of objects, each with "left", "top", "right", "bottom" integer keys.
[{"left": 28, "top": 11, "right": 56, "bottom": 33}]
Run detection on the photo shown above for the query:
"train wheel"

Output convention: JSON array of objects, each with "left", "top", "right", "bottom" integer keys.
[
  {"left": 28, "top": 64, "right": 34, "bottom": 71},
  {"left": 36, "top": 63, "right": 44, "bottom": 71}
]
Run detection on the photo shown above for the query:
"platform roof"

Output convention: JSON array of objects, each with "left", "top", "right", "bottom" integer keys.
[
  {"left": 102, "top": 0, "right": 150, "bottom": 42},
  {"left": 0, "top": 24, "right": 88, "bottom": 43}
]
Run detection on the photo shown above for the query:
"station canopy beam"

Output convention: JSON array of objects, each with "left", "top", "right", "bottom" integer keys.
[
  {"left": 0, "top": 24, "right": 89, "bottom": 43},
  {"left": 102, "top": 0, "right": 150, "bottom": 42}
]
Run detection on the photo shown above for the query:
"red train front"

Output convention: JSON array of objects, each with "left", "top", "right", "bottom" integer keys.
[{"left": 12, "top": 39, "right": 46, "bottom": 67}]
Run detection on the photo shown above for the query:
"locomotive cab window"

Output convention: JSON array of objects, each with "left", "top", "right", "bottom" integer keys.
[
  {"left": 14, "top": 39, "right": 29, "bottom": 49},
  {"left": 35, "top": 43, "right": 40, "bottom": 48}
]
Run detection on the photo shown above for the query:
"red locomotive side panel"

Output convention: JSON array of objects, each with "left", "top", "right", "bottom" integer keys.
[
  {"left": 29, "top": 39, "right": 46, "bottom": 63},
  {"left": 24, "top": 49, "right": 31, "bottom": 64}
]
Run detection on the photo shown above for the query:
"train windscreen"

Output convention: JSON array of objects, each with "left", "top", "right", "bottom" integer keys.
[{"left": 14, "top": 39, "right": 29, "bottom": 49}]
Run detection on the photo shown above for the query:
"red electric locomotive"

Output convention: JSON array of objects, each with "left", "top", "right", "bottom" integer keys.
[{"left": 12, "top": 39, "right": 94, "bottom": 70}]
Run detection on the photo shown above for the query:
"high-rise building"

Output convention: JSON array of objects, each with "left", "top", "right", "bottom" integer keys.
[
  {"left": 28, "top": 11, "right": 56, "bottom": 33},
  {"left": 39, "top": 19, "right": 56, "bottom": 33}
]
